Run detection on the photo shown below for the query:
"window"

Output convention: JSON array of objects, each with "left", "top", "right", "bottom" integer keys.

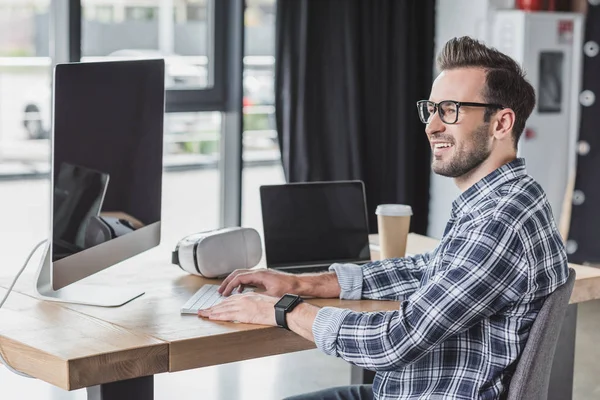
[
  {"left": 0, "top": 5, "right": 45, "bottom": 56},
  {"left": 162, "top": 112, "right": 222, "bottom": 245},
  {"left": 95, "top": 6, "right": 114, "bottom": 23},
  {"left": 125, "top": 6, "right": 157, "bottom": 21},
  {"left": 186, "top": 4, "right": 207, "bottom": 22},
  {"left": 0, "top": 1, "right": 51, "bottom": 277},
  {"left": 82, "top": 0, "right": 210, "bottom": 90},
  {"left": 241, "top": 0, "right": 283, "bottom": 242}
]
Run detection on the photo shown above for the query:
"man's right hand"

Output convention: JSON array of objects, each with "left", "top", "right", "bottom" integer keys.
[{"left": 218, "top": 268, "right": 341, "bottom": 299}]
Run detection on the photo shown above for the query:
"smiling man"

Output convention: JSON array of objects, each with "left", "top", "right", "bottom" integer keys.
[{"left": 198, "top": 37, "right": 569, "bottom": 400}]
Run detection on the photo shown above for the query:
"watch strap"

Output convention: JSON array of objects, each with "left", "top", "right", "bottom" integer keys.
[
  {"left": 275, "top": 294, "right": 303, "bottom": 330},
  {"left": 275, "top": 304, "right": 288, "bottom": 330}
]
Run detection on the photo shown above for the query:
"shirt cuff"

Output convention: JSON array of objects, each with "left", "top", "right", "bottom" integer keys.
[
  {"left": 329, "top": 263, "right": 363, "bottom": 300},
  {"left": 312, "top": 306, "right": 352, "bottom": 356}
]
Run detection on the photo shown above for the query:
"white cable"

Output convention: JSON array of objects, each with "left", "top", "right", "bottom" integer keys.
[{"left": 0, "top": 240, "right": 46, "bottom": 378}]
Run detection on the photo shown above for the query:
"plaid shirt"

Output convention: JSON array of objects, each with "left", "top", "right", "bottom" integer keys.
[{"left": 313, "top": 158, "right": 569, "bottom": 400}]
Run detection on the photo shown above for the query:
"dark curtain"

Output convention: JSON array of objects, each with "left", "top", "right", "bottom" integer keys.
[
  {"left": 567, "top": 4, "right": 600, "bottom": 264},
  {"left": 275, "top": 0, "right": 434, "bottom": 234}
]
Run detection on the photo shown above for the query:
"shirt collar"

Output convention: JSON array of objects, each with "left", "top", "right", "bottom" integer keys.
[{"left": 451, "top": 158, "right": 527, "bottom": 219}]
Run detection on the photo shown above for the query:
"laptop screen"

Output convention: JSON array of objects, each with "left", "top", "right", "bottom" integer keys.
[{"left": 260, "top": 181, "right": 371, "bottom": 269}]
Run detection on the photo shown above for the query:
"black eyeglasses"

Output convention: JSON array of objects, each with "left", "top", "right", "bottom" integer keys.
[{"left": 416, "top": 100, "right": 505, "bottom": 125}]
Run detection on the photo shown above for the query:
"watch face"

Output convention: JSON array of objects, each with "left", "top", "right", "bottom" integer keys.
[{"left": 275, "top": 295, "right": 298, "bottom": 309}]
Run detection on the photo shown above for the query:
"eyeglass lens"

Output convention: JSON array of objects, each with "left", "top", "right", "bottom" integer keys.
[{"left": 418, "top": 101, "right": 458, "bottom": 124}]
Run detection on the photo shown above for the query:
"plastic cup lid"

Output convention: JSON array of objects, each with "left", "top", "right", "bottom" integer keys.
[{"left": 375, "top": 204, "right": 413, "bottom": 217}]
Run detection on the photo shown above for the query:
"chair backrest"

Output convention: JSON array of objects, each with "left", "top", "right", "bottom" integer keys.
[{"left": 507, "top": 268, "right": 576, "bottom": 400}]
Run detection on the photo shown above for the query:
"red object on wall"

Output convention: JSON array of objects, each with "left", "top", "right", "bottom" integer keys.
[
  {"left": 524, "top": 127, "right": 536, "bottom": 140},
  {"left": 516, "top": 0, "right": 556, "bottom": 11},
  {"left": 516, "top": 0, "right": 543, "bottom": 10}
]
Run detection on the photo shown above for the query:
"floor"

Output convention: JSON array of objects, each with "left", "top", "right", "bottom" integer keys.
[
  {"left": 573, "top": 299, "right": 600, "bottom": 399},
  {"left": 0, "top": 299, "right": 599, "bottom": 400}
]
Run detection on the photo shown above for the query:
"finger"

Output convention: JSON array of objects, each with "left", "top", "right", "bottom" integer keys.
[
  {"left": 218, "top": 269, "right": 248, "bottom": 294},
  {"left": 198, "top": 309, "right": 210, "bottom": 317},
  {"left": 218, "top": 294, "right": 254, "bottom": 311},
  {"left": 205, "top": 303, "right": 241, "bottom": 320},
  {"left": 220, "top": 271, "right": 255, "bottom": 295},
  {"left": 207, "top": 311, "right": 238, "bottom": 322},
  {"left": 207, "top": 299, "right": 242, "bottom": 312},
  {"left": 198, "top": 304, "right": 238, "bottom": 318},
  {"left": 222, "top": 272, "right": 264, "bottom": 297}
]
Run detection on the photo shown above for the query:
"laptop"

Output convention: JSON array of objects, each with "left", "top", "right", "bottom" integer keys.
[{"left": 260, "top": 180, "right": 371, "bottom": 273}]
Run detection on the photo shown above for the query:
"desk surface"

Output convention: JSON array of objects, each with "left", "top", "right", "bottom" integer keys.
[{"left": 1, "top": 233, "right": 599, "bottom": 391}]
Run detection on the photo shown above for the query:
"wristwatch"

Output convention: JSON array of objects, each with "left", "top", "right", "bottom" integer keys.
[{"left": 274, "top": 294, "right": 304, "bottom": 330}]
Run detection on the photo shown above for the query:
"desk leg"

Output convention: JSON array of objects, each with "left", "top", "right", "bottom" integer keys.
[
  {"left": 350, "top": 366, "right": 375, "bottom": 385},
  {"left": 87, "top": 375, "right": 154, "bottom": 400},
  {"left": 548, "top": 303, "right": 577, "bottom": 400}
]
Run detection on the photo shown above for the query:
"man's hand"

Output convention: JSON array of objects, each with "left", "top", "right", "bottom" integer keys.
[
  {"left": 198, "top": 292, "right": 319, "bottom": 342},
  {"left": 198, "top": 292, "right": 278, "bottom": 326},
  {"left": 218, "top": 268, "right": 342, "bottom": 299},
  {"left": 218, "top": 268, "right": 300, "bottom": 297}
]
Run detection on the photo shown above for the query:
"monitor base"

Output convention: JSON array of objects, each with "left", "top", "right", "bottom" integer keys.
[
  {"left": 34, "top": 242, "right": 144, "bottom": 307},
  {"left": 35, "top": 284, "right": 144, "bottom": 307}
]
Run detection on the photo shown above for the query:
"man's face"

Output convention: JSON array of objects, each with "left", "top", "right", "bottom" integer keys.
[{"left": 425, "top": 68, "right": 493, "bottom": 178}]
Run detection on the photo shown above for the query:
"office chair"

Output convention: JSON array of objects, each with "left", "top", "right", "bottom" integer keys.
[{"left": 507, "top": 268, "right": 576, "bottom": 400}]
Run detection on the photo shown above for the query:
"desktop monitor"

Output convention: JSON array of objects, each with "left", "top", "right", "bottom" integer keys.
[{"left": 34, "top": 59, "right": 165, "bottom": 306}]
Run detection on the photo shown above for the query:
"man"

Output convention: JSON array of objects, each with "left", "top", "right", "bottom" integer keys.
[{"left": 198, "top": 36, "right": 569, "bottom": 400}]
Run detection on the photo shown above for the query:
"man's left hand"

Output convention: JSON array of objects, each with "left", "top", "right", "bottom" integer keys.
[{"left": 198, "top": 293, "right": 278, "bottom": 326}]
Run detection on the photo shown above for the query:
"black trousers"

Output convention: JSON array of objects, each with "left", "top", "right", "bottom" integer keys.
[{"left": 283, "top": 385, "right": 374, "bottom": 400}]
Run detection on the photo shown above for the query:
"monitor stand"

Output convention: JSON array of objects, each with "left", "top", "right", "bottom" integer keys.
[{"left": 33, "top": 244, "right": 144, "bottom": 307}]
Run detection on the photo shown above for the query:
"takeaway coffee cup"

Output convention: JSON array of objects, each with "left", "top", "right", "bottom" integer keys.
[{"left": 375, "top": 204, "right": 413, "bottom": 259}]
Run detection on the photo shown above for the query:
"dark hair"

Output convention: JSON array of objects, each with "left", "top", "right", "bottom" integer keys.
[{"left": 437, "top": 36, "right": 535, "bottom": 149}]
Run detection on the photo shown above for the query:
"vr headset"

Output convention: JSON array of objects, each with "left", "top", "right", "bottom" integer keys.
[{"left": 171, "top": 227, "right": 262, "bottom": 278}]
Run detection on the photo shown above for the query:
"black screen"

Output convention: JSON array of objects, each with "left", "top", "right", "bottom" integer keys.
[
  {"left": 275, "top": 295, "right": 298, "bottom": 309},
  {"left": 52, "top": 60, "right": 164, "bottom": 261},
  {"left": 538, "top": 51, "right": 564, "bottom": 113},
  {"left": 260, "top": 181, "right": 370, "bottom": 268}
]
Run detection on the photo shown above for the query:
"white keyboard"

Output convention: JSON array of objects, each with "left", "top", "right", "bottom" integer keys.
[{"left": 180, "top": 284, "right": 254, "bottom": 315}]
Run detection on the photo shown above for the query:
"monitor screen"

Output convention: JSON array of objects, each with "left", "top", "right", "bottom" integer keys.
[
  {"left": 52, "top": 60, "right": 164, "bottom": 262},
  {"left": 260, "top": 181, "right": 370, "bottom": 268}
]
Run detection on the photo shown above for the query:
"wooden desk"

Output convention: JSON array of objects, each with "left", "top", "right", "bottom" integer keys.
[
  {"left": 0, "top": 246, "right": 398, "bottom": 398},
  {"left": 0, "top": 234, "right": 599, "bottom": 399}
]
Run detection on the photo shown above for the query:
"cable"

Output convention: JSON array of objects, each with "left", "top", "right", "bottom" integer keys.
[{"left": 0, "top": 240, "right": 46, "bottom": 378}]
